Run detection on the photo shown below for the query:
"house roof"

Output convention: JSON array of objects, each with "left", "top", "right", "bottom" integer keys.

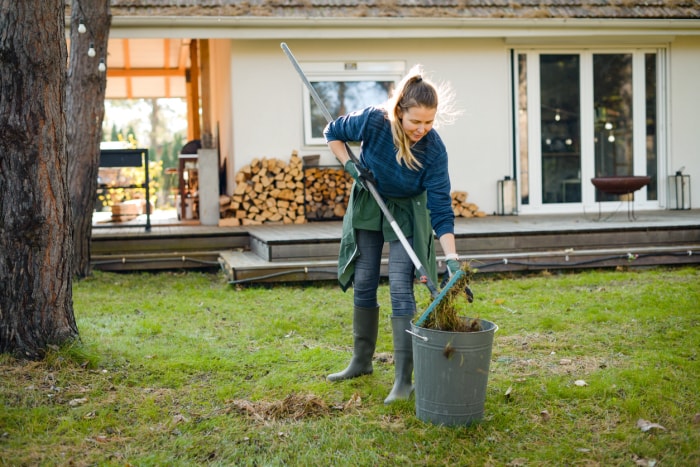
[
  {"left": 68, "top": 1, "right": 699, "bottom": 99},
  {"left": 105, "top": 0, "right": 700, "bottom": 20}
]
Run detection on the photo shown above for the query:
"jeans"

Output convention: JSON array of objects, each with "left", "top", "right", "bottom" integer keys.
[{"left": 352, "top": 229, "right": 416, "bottom": 317}]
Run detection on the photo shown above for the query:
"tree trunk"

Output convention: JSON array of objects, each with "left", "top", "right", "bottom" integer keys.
[
  {"left": 0, "top": 0, "right": 78, "bottom": 358},
  {"left": 66, "top": 0, "right": 111, "bottom": 278}
]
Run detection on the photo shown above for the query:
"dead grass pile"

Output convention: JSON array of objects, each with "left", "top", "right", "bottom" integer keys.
[
  {"left": 420, "top": 262, "right": 481, "bottom": 332},
  {"left": 227, "top": 393, "right": 330, "bottom": 422}
]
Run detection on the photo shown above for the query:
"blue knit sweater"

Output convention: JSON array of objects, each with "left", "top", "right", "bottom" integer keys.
[{"left": 324, "top": 106, "right": 454, "bottom": 237}]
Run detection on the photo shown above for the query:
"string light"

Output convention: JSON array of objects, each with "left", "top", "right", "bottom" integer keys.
[{"left": 75, "top": 2, "right": 105, "bottom": 72}]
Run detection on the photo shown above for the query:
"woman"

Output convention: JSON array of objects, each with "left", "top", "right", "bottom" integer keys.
[{"left": 323, "top": 65, "right": 461, "bottom": 404}]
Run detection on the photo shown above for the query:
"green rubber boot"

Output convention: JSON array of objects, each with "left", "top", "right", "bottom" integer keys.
[
  {"left": 327, "top": 306, "right": 380, "bottom": 382},
  {"left": 384, "top": 315, "right": 414, "bottom": 404}
]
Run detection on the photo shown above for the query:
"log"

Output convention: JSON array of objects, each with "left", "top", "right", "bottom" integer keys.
[{"left": 451, "top": 191, "right": 487, "bottom": 218}]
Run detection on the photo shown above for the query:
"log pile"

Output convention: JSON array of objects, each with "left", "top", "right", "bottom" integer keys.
[
  {"left": 304, "top": 166, "right": 352, "bottom": 220},
  {"left": 218, "top": 151, "right": 487, "bottom": 226},
  {"left": 452, "top": 191, "right": 487, "bottom": 218},
  {"left": 219, "top": 152, "right": 306, "bottom": 226}
]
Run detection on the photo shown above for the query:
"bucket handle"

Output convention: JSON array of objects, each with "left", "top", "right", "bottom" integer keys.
[{"left": 405, "top": 329, "right": 428, "bottom": 341}]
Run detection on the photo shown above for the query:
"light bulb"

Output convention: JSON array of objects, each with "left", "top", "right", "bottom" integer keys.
[
  {"left": 78, "top": 22, "right": 86, "bottom": 34},
  {"left": 88, "top": 43, "right": 96, "bottom": 57},
  {"left": 98, "top": 59, "right": 106, "bottom": 72}
]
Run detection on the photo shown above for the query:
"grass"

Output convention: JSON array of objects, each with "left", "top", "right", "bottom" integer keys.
[{"left": 1, "top": 267, "right": 699, "bottom": 466}]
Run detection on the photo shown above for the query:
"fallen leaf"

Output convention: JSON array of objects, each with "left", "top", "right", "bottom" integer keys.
[
  {"left": 636, "top": 418, "right": 666, "bottom": 432},
  {"left": 540, "top": 410, "right": 550, "bottom": 421},
  {"left": 69, "top": 397, "right": 88, "bottom": 406},
  {"left": 559, "top": 358, "right": 572, "bottom": 365},
  {"left": 504, "top": 386, "right": 513, "bottom": 398},
  {"left": 172, "top": 414, "right": 188, "bottom": 424},
  {"left": 574, "top": 380, "right": 587, "bottom": 387},
  {"left": 508, "top": 458, "right": 527, "bottom": 466},
  {"left": 343, "top": 392, "right": 362, "bottom": 410},
  {"left": 692, "top": 413, "right": 700, "bottom": 424},
  {"left": 632, "top": 453, "right": 658, "bottom": 466},
  {"left": 494, "top": 298, "right": 506, "bottom": 305}
]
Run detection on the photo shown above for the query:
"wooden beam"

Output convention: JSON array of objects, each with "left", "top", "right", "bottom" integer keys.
[
  {"left": 107, "top": 68, "right": 185, "bottom": 78},
  {"left": 199, "top": 39, "right": 212, "bottom": 149},
  {"left": 164, "top": 38, "right": 171, "bottom": 98},
  {"left": 122, "top": 39, "right": 132, "bottom": 99},
  {"left": 187, "top": 39, "right": 200, "bottom": 141}
]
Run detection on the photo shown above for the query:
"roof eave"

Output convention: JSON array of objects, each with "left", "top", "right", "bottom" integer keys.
[{"left": 106, "top": 16, "right": 700, "bottom": 40}]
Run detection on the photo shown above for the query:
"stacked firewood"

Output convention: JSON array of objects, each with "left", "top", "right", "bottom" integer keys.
[
  {"left": 304, "top": 166, "right": 352, "bottom": 220},
  {"left": 218, "top": 151, "right": 487, "bottom": 226},
  {"left": 452, "top": 191, "right": 487, "bottom": 218},
  {"left": 219, "top": 151, "right": 306, "bottom": 226}
]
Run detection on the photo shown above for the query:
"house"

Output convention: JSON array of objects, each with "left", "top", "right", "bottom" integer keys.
[{"left": 80, "top": 1, "right": 700, "bottom": 219}]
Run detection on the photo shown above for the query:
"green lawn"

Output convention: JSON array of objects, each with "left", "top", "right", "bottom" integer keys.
[{"left": 1, "top": 267, "right": 698, "bottom": 466}]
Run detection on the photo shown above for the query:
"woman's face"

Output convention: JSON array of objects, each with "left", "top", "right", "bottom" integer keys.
[{"left": 399, "top": 106, "right": 437, "bottom": 143}]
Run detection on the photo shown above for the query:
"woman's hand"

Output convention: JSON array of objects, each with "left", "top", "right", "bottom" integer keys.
[{"left": 344, "top": 160, "right": 376, "bottom": 189}]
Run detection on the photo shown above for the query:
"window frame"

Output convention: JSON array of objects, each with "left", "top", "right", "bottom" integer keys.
[{"left": 300, "top": 60, "right": 405, "bottom": 146}]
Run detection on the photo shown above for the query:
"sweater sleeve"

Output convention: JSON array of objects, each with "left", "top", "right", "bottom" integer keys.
[
  {"left": 323, "top": 106, "right": 375, "bottom": 143},
  {"left": 422, "top": 139, "right": 454, "bottom": 238}
]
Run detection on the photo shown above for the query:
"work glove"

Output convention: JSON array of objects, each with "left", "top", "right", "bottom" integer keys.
[
  {"left": 446, "top": 259, "right": 461, "bottom": 277},
  {"left": 440, "top": 258, "right": 461, "bottom": 289},
  {"left": 344, "top": 160, "right": 376, "bottom": 189},
  {"left": 441, "top": 257, "right": 475, "bottom": 303}
]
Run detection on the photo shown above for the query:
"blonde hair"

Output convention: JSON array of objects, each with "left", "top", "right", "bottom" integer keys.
[{"left": 385, "top": 65, "right": 460, "bottom": 170}]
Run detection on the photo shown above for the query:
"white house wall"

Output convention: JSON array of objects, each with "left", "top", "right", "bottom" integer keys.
[
  {"left": 228, "top": 38, "right": 512, "bottom": 215},
  {"left": 668, "top": 35, "right": 700, "bottom": 209}
]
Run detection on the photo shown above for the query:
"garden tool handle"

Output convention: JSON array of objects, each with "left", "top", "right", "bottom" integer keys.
[{"left": 281, "top": 42, "right": 439, "bottom": 298}]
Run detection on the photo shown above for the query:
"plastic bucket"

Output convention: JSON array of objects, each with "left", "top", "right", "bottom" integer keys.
[{"left": 410, "top": 318, "right": 498, "bottom": 426}]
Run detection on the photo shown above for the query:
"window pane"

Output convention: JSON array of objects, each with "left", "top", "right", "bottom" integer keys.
[
  {"left": 517, "top": 53, "right": 529, "bottom": 205},
  {"left": 593, "top": 53, "right": 633, "bottom": 201},
  {"left": 309, "top": 81, "right": 394, "bottom": 139},
  {"left": 645, "top": 53, "right": 658, "bottom": 200},
  {"left": 540, "top": 54, "right": 581, "bottom": 204}
]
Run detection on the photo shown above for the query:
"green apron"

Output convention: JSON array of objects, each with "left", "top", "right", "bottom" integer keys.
[{"left": 337, "top": 183, "right": 437, "bottom": 291}]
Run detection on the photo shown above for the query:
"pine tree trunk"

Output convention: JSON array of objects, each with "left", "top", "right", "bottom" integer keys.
[
  {"left": 66, "top": 0, "right": 111, "bottom": 278},
  {"left": 0, "top": 0, "right": 78, "bottom": 358}
]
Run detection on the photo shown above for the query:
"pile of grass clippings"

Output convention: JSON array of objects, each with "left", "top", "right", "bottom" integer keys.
[
  {"left": 227, "top": 393, "right": 330, "bottom": 422},
  {"left": 420, "top": 262, "right": 481, "bottom": 332}
]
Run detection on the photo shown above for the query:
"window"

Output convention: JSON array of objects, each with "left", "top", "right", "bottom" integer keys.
[{"left": 301, "top": 61, "right": 405, "bottom": 145}]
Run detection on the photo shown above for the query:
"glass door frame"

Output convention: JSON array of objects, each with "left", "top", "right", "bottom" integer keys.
[{"left": 513, "top": 48, "right": 666, "bottom": 215}]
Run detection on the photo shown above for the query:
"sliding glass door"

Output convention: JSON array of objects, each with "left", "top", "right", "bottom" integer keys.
[{"left": 515, "top": 49, "right": 662, "bottom": 213}]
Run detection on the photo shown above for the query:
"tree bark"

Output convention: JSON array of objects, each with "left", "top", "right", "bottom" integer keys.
[
  {"left": 66, "top": 0, "right": 111, "bottom": 278},
  {"left": 0, "top": 0, "right": 78, "bottom": 358}
]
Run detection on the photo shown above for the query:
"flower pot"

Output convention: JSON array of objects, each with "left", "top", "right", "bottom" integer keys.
[{"left": 410, "top": 318, "right": 497, "bottom": 426}]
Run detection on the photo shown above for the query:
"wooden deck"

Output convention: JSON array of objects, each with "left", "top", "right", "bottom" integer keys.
[{"left": 91, "top": 209, "right": 700, "bottom": 282}]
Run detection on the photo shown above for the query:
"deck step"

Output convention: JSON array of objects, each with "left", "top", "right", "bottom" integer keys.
[
  {"left": 220, "top": 244, "right": 700, "bottom": 283},
  {"left": 219, "top": 250, "right": 390, "bottom": 284}
]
